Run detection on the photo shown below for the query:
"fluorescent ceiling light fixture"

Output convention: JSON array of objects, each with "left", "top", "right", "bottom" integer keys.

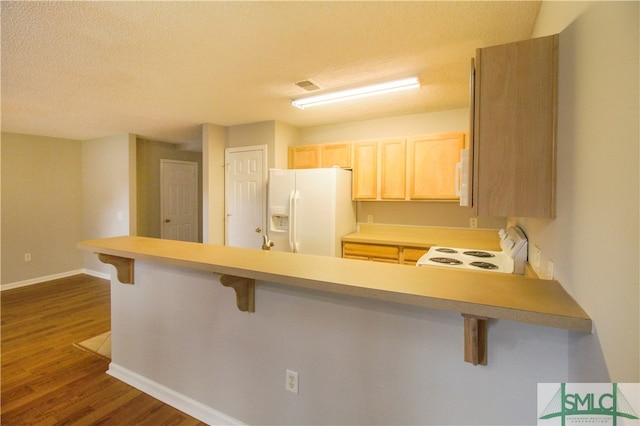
[{"left": 291, "top": 77, "right": 420, "bottom": 109}]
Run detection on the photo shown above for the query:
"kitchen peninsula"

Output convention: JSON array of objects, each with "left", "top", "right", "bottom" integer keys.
[
  {"left": 78, "top": 235, "right": 592, "bottom": 423},
  {"left": 78, "top": 236, "right": 591, "bottom": 360}
]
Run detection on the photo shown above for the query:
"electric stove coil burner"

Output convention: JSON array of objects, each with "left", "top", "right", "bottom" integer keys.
[
  {"left": 435, "top": 248, "right": 458, "bottom": 254},
  {"left": 416, "top": 226, "right": 528, "bottom": 274},
  {"left": 430, "top": 257, "right": 463, "bottom": 265},
  {"left": 463, "top": 251, "right": 495, "bottom": 258},
  {"left": 469, "top": 261, "right": 499, "bottom": 270}
]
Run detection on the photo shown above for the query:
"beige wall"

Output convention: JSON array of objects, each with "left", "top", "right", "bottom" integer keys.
[
  {"left": 299, "top": 108, "right": 469, "bottom": 144},
  {"left": 1, "top": 133, "right": 84, "bottom": 286},
  {"left": 202, "top": 123, "right": 226, "bottom": 245},
  {"left": 274, "top": 121, "right": 299, "bottom": 169},
  {"left": 136, "top": 139, "right": 203, "bottom": 241},
  {"left": 227, "top": 120, "right": 299, "bottom": 169},
  {"left": 82, "top": 134, "right": 136, "bottom": 275},
  {"left": 520, "top": 0, "right": 639, "bottom": 381}
]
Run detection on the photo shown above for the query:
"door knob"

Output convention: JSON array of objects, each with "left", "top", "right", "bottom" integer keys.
[{"left": 255, "top": 227, "right": 262, "bottom": 233}]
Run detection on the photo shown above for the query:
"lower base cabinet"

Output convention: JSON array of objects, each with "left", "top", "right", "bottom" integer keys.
[{"left": 343, "top": 242, "right": 429, "bottom": 265}]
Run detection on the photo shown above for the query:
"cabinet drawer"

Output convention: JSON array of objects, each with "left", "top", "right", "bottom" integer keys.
[
  {"left": 371, "top": 257, "right": 400, "bottom": 264},
  {"left": 343, "top": 242, "right": 399, "bottom": 260},
  {"left": 343, "top": 254, "right": 369, "bottom": 261}
]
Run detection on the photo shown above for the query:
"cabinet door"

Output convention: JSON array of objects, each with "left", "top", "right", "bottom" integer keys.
[
  {"left": 380, "top": 139, "right": 406, "bottom": 199},
  {"left": 401, "top": 247, "right": 430, "bottom": 265},
  {"left": 321, "top": 143, "right": 351, "bottom": 168},
  {"left": 288, "top": 146, "right": 321, "bottom": 169},
  {"left": 408, "top": 133, "right": 464, "bottom": 200},
  {"left": 474, "top": 34, "right": 557, "bottom": 217},
  {"left": 352, "top": 142, "right": 378, "bottom": 200}
]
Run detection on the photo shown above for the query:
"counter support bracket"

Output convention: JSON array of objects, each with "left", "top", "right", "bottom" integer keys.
[
  {"left": 98, "top": 254, "right": 134, "bottom": 284},
  {"left": 220, "top": 275, "right": 255, "bottom": 313},
  {"left": 463, "top": 314, "right": 488, "bottom": 366}
]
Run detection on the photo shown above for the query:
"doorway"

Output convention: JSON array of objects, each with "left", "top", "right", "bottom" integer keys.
[
  {"left": 160, "top": 159, "right": 199, "bottom": 242},
  {"left": 225, "top": 145, "right": 267, "bottom": 249}
]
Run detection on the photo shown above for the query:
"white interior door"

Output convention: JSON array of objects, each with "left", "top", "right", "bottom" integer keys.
[
  {"left": 225, "top": 145, "right": 266, "bottom": 248},
  {"left": 160, "top": 160, "right": 198, "bottom": 242}
]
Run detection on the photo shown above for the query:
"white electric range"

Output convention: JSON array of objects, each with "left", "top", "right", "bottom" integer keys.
[{"left": 416, "top": 226, "right": 528, "bottom": 274}]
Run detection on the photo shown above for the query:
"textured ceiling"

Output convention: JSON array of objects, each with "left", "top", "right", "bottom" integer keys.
[{"left": 1, "top": 1, "right": 540, "bottom": 144}]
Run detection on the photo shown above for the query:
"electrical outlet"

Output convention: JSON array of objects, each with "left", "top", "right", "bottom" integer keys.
[
  {"left": 24, "top": 253, "right": 32, "bottom": 262},
  {"left": 469, "top": 217, "right": 478, "bottom": 228},
  {"left": 533, "top": 246, "right": 541, "bottom": 270},
  {"left": 367, "top": 215, "right": 373, "bottom": 224},
  {"left": 286, "top": 369, "right": 299, "bottom": 394},
  {"left": 547, "top": 259, "right": 554, "bottom": 280}
]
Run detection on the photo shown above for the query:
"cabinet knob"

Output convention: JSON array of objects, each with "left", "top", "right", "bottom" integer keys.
[
  {"left": 165, "top": 219, "right": 171, "bottom": 223},
  {"left": 255, "top": 228, "right": 262, "bottom": 233}
]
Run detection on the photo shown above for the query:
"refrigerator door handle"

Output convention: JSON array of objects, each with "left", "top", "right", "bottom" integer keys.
[
  {"left": 288, "top": 190, "right": 295, "bottom": 252},
  {"left": 292, "top": 190, "right": 300, "bottom": 253}
]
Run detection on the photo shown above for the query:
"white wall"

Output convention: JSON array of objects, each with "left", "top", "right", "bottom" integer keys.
[
  {"left": 519, "top": 1, "right": 639, "bottom": 381},
  {"left": 82, "top": 134, "right": 136, "bottom": 274},
  {"left": 1, "top": 133, "right": 83, "bottom": 285},
  {"left": 111, "top": 260, "right": 570, "bottom": 425}
]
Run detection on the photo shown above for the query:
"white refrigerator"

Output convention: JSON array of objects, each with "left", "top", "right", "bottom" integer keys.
[{"left": 267, "top": 168, "right": 356, "bottom": 256}]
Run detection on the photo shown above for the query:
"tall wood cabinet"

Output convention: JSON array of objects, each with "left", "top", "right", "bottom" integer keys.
[{"left": 472, "top": 34, "right": 558, "bottom": 217}]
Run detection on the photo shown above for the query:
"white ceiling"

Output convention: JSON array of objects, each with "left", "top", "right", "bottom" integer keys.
[{"left": 1, "top": 1, "right": 540, "bottom": 145}]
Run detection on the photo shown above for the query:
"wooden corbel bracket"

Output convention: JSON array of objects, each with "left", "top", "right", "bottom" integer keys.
[
  {"left": 220, "top": 274, "right": 255, "bottom": 313},
  {"left": 462, "top": 314, "right": 488, "bottom": 366},
  {"left": 98, "top": 253, "right": 134, "bottom": 284}
]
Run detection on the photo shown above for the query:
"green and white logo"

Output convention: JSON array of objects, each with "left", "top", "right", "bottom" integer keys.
[{"left": 538, "top": 383, "right": 639, "bottom": 425}]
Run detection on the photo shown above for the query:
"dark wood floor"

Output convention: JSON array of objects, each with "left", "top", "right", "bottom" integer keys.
[{"left": 1, "top": 274, "right": 208, "bottom": 425}]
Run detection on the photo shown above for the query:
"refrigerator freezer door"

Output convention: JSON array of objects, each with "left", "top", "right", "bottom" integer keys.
[{"left": 268, "top": 169, "right": 296, "bottom": 253}]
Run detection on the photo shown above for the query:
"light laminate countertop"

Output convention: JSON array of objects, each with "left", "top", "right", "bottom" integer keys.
[
  {"left": 342, "top": 224, "right": 502, "bottom": 250},
  {"left": 78, "top": 236, "right": 591, "bottom": 333}
]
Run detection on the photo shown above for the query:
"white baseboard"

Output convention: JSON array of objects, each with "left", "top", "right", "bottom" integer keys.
[
  {"left": 81, "top": 269, "right": 111, "bottom": 280},
  {"left": 107, "top": 363, "right": 244, "bottom": 426}
]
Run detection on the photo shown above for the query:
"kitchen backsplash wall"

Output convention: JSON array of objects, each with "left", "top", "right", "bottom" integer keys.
[{"left": 356, "top": 201, "right": 505, "bottom": 229}]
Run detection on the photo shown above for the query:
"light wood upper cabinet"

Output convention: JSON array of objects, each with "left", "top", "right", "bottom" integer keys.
[
  {"left": 288, "top": 145, "right": 321, "bottom": 169},
  {"left": 352, "top": 141, "right": 378, "bottom": 199},
  {"left": 473, "top": 34, "right": 558, "bottom": 217},
  {"left": 321, "top": 143, "right": 351, "bottom": 168},
  {"left": 289, "top": 143, "right": 351, "bottom": 169},
  {"left": 408, "top": 133, "right": 464, "bottom": 200},
  {"left": 380, "top": 139, "right": 406, "bottom": 199}
]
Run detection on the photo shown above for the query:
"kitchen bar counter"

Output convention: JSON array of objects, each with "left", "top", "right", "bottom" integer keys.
[
  {"left": 342, "top": 224, "right": 502, "bottom": 250},
  {"left": 78, "top": 236, "right": 591, "bottom": 365}
]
